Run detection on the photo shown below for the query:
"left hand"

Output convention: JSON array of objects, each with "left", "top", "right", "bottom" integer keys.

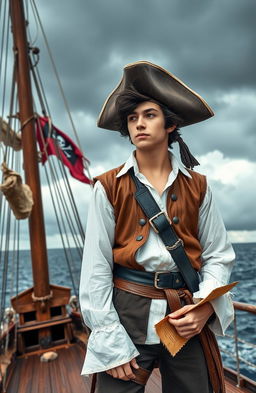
[{"left": 168, "top": 302, "right": 214, "bottom": 339}]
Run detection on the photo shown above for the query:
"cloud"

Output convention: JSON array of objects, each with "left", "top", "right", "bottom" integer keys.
[
  {"left": 2, "top": 0, "right": 255, "bottom": 244},
  {"left": 32, "top": 0, "right": 256, "bottom": 242},
  {"left": 196, "top": 151, "right": 256, "bottom": 231}
]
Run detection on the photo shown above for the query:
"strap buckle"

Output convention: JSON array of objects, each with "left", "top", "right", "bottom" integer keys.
[
  {"left": 166, "top": 238, "right": 184, "bottom": 251},
  {"left": 154, "top": 271, "right": 167, "bottom": 289},
  {"left": 149, "top": 211, "right": 171, "bottom": 234}
]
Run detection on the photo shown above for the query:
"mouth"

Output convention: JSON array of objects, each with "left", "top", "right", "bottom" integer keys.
[{"left": 136, "top": 133, "right": 149, "bottom": 139}]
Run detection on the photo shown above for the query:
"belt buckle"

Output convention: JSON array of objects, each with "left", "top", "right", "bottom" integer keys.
[
  {"left": 154, "top": 271, "right": 166, "bottom": 289},
  {"left": 149, "top": 211, "right": 171, "bottom": 234}
]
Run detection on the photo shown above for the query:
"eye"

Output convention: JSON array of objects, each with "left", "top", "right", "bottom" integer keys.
[
  {"left": 127, "top": 115, "right": 137, "bottom": 122},
  {"left": 146, "top": 112, "right": 155, "bottom": 118}
]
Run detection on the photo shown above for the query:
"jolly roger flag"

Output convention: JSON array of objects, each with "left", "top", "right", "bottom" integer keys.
[{"left": 36, "top": 116, "right": 91, "bottom": 184}]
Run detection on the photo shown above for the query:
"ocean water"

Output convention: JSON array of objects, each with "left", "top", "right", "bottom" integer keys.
[
  {"left": 0, "top": 243, "right": 255, "bottom": 380},
  {"left": 217, "top": 243, "right": 256, "bottom": 381}
]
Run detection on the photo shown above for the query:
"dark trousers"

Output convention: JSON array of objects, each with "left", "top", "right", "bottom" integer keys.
[{"left": 96, "top": 335, "right": 213, "bottom": 393}]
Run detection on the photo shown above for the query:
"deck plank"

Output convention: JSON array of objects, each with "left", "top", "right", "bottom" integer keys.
[
  {"left": 5, "top": 344, "right": 92, "bottom": 393},
  {"left": 5, "top": 343, "right": 254, "bottom": 393}
]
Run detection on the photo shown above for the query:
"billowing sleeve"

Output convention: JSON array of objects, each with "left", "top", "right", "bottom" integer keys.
[
  {"left": 79, "top": 181, "right": 139, "bottom": 375},
  {"left": 195, "top": 183, "right": 236, "bottom": 336}
]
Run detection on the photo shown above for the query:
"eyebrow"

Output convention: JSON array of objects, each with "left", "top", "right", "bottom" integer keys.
[{"left": 128, "top": 107, "right": 159, "bottom": 115}]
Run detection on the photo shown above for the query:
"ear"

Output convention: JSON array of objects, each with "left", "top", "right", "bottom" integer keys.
[{"left": 167, "top": 125, "right": 176, "bottom": 134}]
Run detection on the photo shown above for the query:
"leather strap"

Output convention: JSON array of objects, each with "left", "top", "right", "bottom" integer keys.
[
  {"left": 128, "top": 168, "right": 200, "bottom": 293},
  {"left": 114, "top": 277, "right": 167, "bottom": 298},
  {"left": 113, "top": 278, "right": 225, "bottom": 393},
  {"left": 175, "top": 287, "right": 225, "bottom": 393},
  {"left": 113, "top": 264, "right": 186, "bottom": 289},
  {"left": 114, "top": 277, "right": 186, "bottom": 311},
  {"left": 131, "top": 366, "right": 151, "bottom": 385},
  {"left": 90, "top": 360, "right": 151, "bottom": 389},
  {"left": 163, "top": 289, "right": 182, "bottom": 312}
]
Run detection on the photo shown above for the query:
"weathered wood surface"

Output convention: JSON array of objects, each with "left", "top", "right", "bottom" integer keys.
[
  {"left": 5, "top": 343, "right": 93, "bottom": 393},
  {"left": 5, "top": 342, "right": 255, "bottom": 393},
  {"left": 233, "top": 301, "right": 256, "bottom": 314}
]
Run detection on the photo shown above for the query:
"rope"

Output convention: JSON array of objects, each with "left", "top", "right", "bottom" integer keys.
[
  {"left": 52, "top": 142, "right": 85, "bottom": 245},
  {"left": 30, "top": 51, "right": 86, "bottom": 244},
  {"left": 29, "top": 55, "right": 47, "bottom": 115},
  {"left": 26, "top": 0, "right": 39, "bottom": 47},
  {"left": 0, "top": 0, "right": 8, "bottom": 98},
  {"left": 20, "top": 114, "right": 36, "bottom": 130},
  {"left": 44, "top": 164, "right": 80, "bottom": 296},
  {"left": 0, "top": 1, "right": 10, "bottom": 121},
  {"left": 222, "top": 332, "right": 256, "bottom": 349},
  {"left": 219, "top": 348, "right": 256, "bottom": 370},
  {"left": 30, "top": 0, "right": 93, "bottom": 186},
  {"left": 30, "top": 0, "right": 87, "bottom": 155},
  {"left": 35, "top": 114, "right": 81, "bottom": 295},
  {"left": 0, "top": 209, "right": 12, "bottom": 325},
  {"left": 36, "top": 115, "right": 84, "bottom": 248},
  {"left": 32, "top": 290, "right": 53, "bottom": 302}
]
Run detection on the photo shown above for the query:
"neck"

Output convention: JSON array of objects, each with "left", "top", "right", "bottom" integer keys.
[
  {"left": 135, "top": 145, "right": 171, "bottom": 173},
  {"left": 134, "top": 145, "right": 172, "bottom": 195}
]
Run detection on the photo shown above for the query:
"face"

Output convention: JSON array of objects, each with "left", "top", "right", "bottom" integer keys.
[{"left": 127, "top": 101, "right": 176, "bottom": 151}]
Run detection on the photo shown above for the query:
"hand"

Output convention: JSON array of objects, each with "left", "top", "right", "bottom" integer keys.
[
  {"left": 168, "top": 302, "right": 214, "bottom": 339},
  {"left": 106, "top": 358, "right": 139, "bottom": 381}
]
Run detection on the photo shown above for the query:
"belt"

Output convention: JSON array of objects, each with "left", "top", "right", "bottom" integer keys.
[{"left": 113, "top": 265, "right": 186, "bottom": 290}]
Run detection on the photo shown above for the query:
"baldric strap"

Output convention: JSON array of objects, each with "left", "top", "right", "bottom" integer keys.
[{"left": 128, "top": 168, "right": 200, "bottom": 293}]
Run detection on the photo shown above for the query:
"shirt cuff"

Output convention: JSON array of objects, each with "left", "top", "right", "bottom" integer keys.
[
  {"left": 193, "top": 279, "right": 234, "bottom": 336},
  {"left": 81, "top": 322, "right": 139, "bottom": 375}
]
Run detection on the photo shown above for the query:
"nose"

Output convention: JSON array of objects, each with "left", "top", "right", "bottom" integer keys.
[{"left": 136, "top": 115, "right": 145, "bottom": 130}]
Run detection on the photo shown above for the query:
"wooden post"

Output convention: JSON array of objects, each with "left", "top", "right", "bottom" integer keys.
[{"left": 9, "top": 0, "right": 50, "bottom": 299}]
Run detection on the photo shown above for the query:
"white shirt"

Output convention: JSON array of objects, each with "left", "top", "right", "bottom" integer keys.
[{"left": 79, "top": 152, "right": 235, "bottom": 375}]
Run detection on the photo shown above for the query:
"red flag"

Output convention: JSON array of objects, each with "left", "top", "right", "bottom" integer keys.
[{"left": 36, "top": 116, "right": 91, "bottom": 184}]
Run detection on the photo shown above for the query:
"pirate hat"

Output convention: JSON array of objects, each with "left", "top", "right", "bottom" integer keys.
[{"left": 97, "top": 61, "right": 214, "bottom": 130}]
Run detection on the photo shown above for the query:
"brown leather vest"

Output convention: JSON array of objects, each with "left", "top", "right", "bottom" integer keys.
[{"left": 95, "top": 164, "right": 207, "bottom": 272}]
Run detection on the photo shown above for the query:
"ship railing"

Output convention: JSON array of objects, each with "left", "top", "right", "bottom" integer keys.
[{"left": 219, "top": 301, "right": 256, "bottom": 388}]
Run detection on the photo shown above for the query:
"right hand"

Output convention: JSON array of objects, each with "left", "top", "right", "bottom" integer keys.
[{"left": 106, "top": 357, "right": 139, "bottom": 381}]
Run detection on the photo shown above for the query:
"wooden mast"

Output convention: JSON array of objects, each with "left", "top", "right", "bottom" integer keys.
[
  {"left": 9, "top": 0, "right": 73, "bottom": 355},
  {"left": 9, "top": 0, "right": 50, "bottom": 299}
]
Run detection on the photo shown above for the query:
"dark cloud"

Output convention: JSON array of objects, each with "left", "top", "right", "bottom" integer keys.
[
  {"left": 35, "top": 0, "right": 256, "bottom": 109},
  {"left": 210, "top": 178, "right": 256, "bottom": 231},
  {"left": 11, "top": 0, "right": 255, "bottom": 239}
]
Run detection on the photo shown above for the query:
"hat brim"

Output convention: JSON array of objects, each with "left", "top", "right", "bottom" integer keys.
[{"left": 97, "top": 61, "right": 214, "bottom": 130}]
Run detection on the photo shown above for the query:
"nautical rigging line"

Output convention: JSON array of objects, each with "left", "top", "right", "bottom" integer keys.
[
  {"left": 0, "top": 0, "right": 10, "bottom": 120},
  {"left": 34, "top": 107, "right": 85, "bottom": 250},
  {"left": 44, "top": 166, "right": 79, "bottom": 296},
  {"left": 29, "top": 49, "right": 85, "bottom": 247},
  {"left": 1, "top": 0, "right": 91, "bottom": 316},
  {"left": 35, "top": 118, "right": 82, "bottom": 294},
  {"left": 26, "top": 6, "right": 86, "bottom": 245},
  {"left": 30, "top": 0, "right": 92, "bottom": 183}
]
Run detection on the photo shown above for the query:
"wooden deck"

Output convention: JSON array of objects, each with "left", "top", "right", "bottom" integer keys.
[
  {"left": 5, "top": 343, "right": 93, "bottom": 393},
  {"left": 4, "top": 342, "right": 255, "bottom": 393}
]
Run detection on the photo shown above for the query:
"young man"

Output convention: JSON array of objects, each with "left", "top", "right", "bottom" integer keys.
[{"left": 79, "top": 61, "right": 235, "bottom": 393}]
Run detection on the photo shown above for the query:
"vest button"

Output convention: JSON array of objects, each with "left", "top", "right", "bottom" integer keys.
[
  {"left": 139, "top": 218, "right": 147, "bottom": 226},
  {"left": 171, "top": 193, "right": 177, "bottom": 201},
  {"left": 172, "top": 216, "right": 179, "bottom": 224},
  {"left": 136, "top": 235, "right": 143, "bottom": 241}
]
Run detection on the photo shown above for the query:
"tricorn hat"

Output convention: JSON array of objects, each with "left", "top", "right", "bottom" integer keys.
[{"left": 97, "top": 61, "right": 214, "bottom": 131}]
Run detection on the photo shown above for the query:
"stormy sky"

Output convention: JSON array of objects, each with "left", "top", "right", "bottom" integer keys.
[{"left": 3, "top": 0, "right": 256, "bottom": 247}]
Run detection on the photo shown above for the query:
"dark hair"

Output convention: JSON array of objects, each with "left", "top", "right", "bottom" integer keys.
[
  {"left": 115, "top": 90, "right": 200, "bottom": 169},
  {"left": 115, "top": 90, "right": 182, "bottom": 147}
]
